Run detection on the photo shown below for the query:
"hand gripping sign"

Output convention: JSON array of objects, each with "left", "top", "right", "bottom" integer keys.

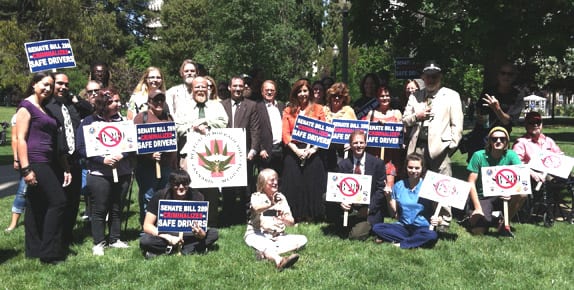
[
  {"left": 136, "top": 122, "right": 178, "bottom": 179},
  {"left": 326, "top": 172, "right": 372, "bottom": 227},
  {"left": 290, "top": 115, "right": 335, "bottom": 149},
  {"left": 481, "top": 165, "right": 532, "bottom": 197},
  {"left": 157, "top": 200, "right": 209, "bottom": 233}
]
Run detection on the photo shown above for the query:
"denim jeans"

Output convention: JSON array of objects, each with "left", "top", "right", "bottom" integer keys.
[
  {"left": 135, "top": 161, "right": 171, "bottom": 225},
  {"left": 11, "top": 178, "right": 27, "bottom": 214}
]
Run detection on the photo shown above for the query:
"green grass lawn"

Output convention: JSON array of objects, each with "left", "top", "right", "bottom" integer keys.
[{"left": 1, "top": 106, "right": 573, "bottom": 289}]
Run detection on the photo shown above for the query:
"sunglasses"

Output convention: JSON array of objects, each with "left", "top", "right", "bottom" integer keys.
[
  {"left": 87, "top": 89, "right": 100, "bottom": 95},
  {"left": 490, "top": 136, "right": 508, "bottom": 143},
  {"left": 527, "top": 121, "right": 542, "bottom": 126}
]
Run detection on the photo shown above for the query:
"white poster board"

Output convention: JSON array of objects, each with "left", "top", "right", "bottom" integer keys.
[
  {"left": 82, "top": 120, "right": 137, "bottom": 157},
  {"left": 481, "top": 165, "right": 532, "bottom": 197},
  {"left": 325, "top": 172, "right": 372, "bottom": 204},
  {"left": 528, "top": 152, "right": 574, "bottom": 179},
  {"left": 185, "top": 128, "right": 247, "bottom": 188},
  {"left": 418, "top": 171, "right": 471, "bottom": 210}
]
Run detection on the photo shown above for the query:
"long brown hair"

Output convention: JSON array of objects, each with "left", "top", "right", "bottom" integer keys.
[{"left": 286, "top": 79, "right": 318, "bottom": 116}]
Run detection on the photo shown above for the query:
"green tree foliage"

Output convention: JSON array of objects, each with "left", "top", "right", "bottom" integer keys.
[{"left": 349, "top": 0, "right": 574, "bottom": 91}]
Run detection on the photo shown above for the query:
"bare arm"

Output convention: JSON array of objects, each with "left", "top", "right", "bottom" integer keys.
[{"left": 468, "top": 172, "right": 483, "bottom": 215}]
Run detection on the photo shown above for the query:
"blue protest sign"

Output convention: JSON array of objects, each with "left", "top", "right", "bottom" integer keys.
[
  {"left": 354, "top": 98, "right": 379, "bottom": 120},
  {"left": 331, "top": 119, "right": 370, "bottom": 144},
  {"left": 366, "top": 122, "right": 404, "bottom": 148},
  {"left": 157, "top": 200, "right": 209, "bottom": 233},
  {"left": 395, "top": 57, "right": 422, "bottom": 80},
  {"left": 291, "top": 115, "right": 334, "bottom": 149},
  {"left": 24, "top": 39, "right": 76, "bottom": 73},
  {"left": 136, "top": 122, "right": 177, "bottom": 154}
]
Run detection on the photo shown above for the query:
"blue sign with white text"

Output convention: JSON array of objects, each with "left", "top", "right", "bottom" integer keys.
[
  {"left": 366, "top": 122, "right": 404, "bottom": 148},
  {"left": 24, "top": 39, "right": 76, "bottom": 73},
  {"left": 157, "top": 200, "right": 208, "bottom": 233},
  {"left": 291, "top": 115, "right": 334, "bottom": 149},
  {"left": 136, "top": 122, "right": 177, "bottom": 154},
  {"left": 331, "top": 119, "right": 370, "bottom": 144}
]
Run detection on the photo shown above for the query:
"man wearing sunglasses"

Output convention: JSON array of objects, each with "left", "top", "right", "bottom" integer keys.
[
  {"left": 467, "top": 126, "right": 526, "bottom": 236},
  {"left": 512, "top": 112, "right": 563, "bottom": 184}
]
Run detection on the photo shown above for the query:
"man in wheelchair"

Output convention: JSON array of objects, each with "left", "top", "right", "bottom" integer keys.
[{"left": 512, "top": 111, "right": 573, "bottom": 225}]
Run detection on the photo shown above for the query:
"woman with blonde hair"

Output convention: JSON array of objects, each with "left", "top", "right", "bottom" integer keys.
[
  {"left": 245, "top": 168, "right": 306, "bottom": 270},
  {"left": 127, "top": 66, "right": 166, "bottom": 120}
]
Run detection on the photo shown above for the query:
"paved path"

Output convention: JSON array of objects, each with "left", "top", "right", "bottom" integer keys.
[{"left": 0, "top": 164, "right": 19, "bottom": 198}]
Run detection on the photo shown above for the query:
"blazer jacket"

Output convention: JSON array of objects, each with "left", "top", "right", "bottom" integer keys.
[
  {"left": 337, "top": 153, "right": 387, "bottom": 225},
  {"left": 222, "top": 97, "right": 261, "bottom": 152},
  {"left": 256, "top": 100, "right": 285, "bottom": 154}
]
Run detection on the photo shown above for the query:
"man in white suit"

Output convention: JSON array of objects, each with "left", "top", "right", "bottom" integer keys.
[{"left": 402, "top": 61, "right": 464, "bottom": 230}]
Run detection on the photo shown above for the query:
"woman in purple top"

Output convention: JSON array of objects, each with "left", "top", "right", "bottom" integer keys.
[{"left": 16, "top": 72, "right": 72, "bottom": 264}]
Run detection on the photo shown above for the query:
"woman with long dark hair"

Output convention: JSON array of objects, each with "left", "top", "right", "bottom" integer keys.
[{"left": 16, "top": 72, "right": 71, "bottom": 264}]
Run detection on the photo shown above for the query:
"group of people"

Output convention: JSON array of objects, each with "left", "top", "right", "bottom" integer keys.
[{"left": 7, "top": 57, "right": 566, "bottom": 270}]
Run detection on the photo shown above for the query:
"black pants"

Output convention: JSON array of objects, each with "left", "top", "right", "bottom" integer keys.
[
  {"left": 25, "top": 163, "right": 67, "bottom": 261},
  {"left": 62, "top": 165, "right": 82, "bottom": 247},
  {"left": 87, "top": 174, "right": 130, "bottom": 245},
  {"left": 139, "top": 228, "right": 219, "bottom": 255}
]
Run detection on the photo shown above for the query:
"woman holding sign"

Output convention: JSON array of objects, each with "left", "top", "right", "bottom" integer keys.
[
  {"left": 372, "top": 153, "right": 438, "bottom": 249},
  {"left": 16, "top": 72, "right": 71, "bottom": 264},
  {"left": 323, "top": 82, "right": 356, "bottom": 171},
  {"left": 133, "top": 89, "right": 178, "bottom": 226},
  {"left": 245, "top": 169, "right": 306, "bottom": 270},
  {"left": 76, "top": 87, "right": 134, "bottom": 256},
  {"left": 281, "top": 79, "right": 327, "bottom": 222}
]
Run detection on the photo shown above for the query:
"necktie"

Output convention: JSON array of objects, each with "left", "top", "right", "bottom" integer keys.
[
  {"left": 61, "top": 105, "right": 75, "bottom": 155},
  {"left": 354, "top": 160, "right": 361, "bottom": 174},
  {"left": 198, "top": 103, "right": 205, "bottom": 119},
  {"left": 232, "top": 101, "right": 240, "bottom": 128}
]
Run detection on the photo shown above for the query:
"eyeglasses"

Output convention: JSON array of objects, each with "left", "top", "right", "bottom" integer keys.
[
  {"left": 499, "top": 71, "right": 515, "bottom": 77},
  {"left": 147, "top": 76, "right": 162, "bottom": 80},
  {"left": 489, "top": 136, "right": 508, "bottom": 143},
  {"left": 87, "top": 89, "right": 100, "bottom": 95},
  {"left": 527, "top": 121, "right": 542, "bottom": 126}
]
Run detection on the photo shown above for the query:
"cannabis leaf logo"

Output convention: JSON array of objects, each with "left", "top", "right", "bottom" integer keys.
[{"left": 198, "top": 139, "right": 235, "bottom": 177}]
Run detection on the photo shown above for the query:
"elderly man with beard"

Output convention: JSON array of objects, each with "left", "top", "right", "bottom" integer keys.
[
  {"left": 45, "top": 72, "right": 92, "bottom": 252},
  {"left": 175, "top": 76, "right": 228, "bottom": 226},
  {"left": 402, "top": 60, "right": 464, "bottom": 231}
]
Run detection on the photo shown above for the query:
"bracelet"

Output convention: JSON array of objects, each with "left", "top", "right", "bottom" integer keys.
[
  {"left": 14, "top": 160, "right": 19, "bottom": 163},
  {"left": 20, "top": 166, "right": 32, "bottom": 177}
]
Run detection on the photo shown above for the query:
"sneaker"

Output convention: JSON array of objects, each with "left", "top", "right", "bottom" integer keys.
[
  {"left": 109, "top": 240, "right": 130, "bottom": 249},
  {"left": 255, "top": 250, "right": 266, "bottom": 261},
  {"left": 92, "top": 242, "right": 105, "bottom": 256},
  {"left": 144, "top": 251, "right": 157, "bottom": 260}
]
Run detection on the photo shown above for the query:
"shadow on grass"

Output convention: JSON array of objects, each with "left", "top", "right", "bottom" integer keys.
[{"left": 0, "top": 249, "right": 20, "bottom": 264}]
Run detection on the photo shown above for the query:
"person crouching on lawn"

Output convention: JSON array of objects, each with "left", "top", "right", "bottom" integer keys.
[
  {"left": 372, "top": 153, "right": 439, "bottom": 249},
  {"left": 244, "top": 168, "right": 307, "bottom": 271},
  {"left": 467, "top": 126, "right": 526, "bottom": 236},
  {"left": 140, "top": 169, "right": 219, "bottom": 259}
]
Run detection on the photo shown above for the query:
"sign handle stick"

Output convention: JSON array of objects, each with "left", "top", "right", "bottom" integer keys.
[
  {"left": 156, "top": 161, "right": 161, "bottom": 179},
  {"left": 503, "top": 199, "right": 510, "bottom": 231},
  {"left": 429, "top": 203, "right": 443, "bottom": 231},
  {"left": 343, "top": 210, "right": 348, "bottom": 227},
  {"left": 535, "top": 172, "right": 548, "bottom": 191},
  {"left": 176, "top": 232, "right": 183, "bottom": 256},
  {"left": 112, "top": 168, "right": 119, "bottom": 183},
  {"left": 379, "top": 147, "right": 385, "bottom": 160}
]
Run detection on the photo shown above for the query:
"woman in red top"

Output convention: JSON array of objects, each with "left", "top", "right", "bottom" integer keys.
[{"left": 281, "top": 79, "right": 326, "bottom": 222}]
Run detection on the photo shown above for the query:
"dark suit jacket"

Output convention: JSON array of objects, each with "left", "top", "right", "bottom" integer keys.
[
  {"left": 256, "top": 100, "right": 285, "bottom": 154},
  {"left": 222, "top": 97, "right": 261, "bottom": 152},
  {"left": 337, "top": 152, "right": 387, "bottom": 225},
  {"left": 45, "top": 97, "right": 83, "bottom": 156}
]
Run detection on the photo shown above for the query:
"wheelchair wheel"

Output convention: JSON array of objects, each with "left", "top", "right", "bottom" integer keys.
[{"left": 543, "top": 212, "right": 554, "bottom": 227}]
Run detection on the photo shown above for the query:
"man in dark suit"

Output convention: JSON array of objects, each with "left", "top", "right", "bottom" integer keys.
[
  {"left": 221, "top": 76, "right": 261, "bottom": 226},
  {"left": 256, "top": 80, "right": 285, "bottom": 176},
  {"left": 328, "top": 129, "right": 388, "bottom": 240},
  {"left": 45, "top": 72, "right": 93, "bottom": 251}
]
